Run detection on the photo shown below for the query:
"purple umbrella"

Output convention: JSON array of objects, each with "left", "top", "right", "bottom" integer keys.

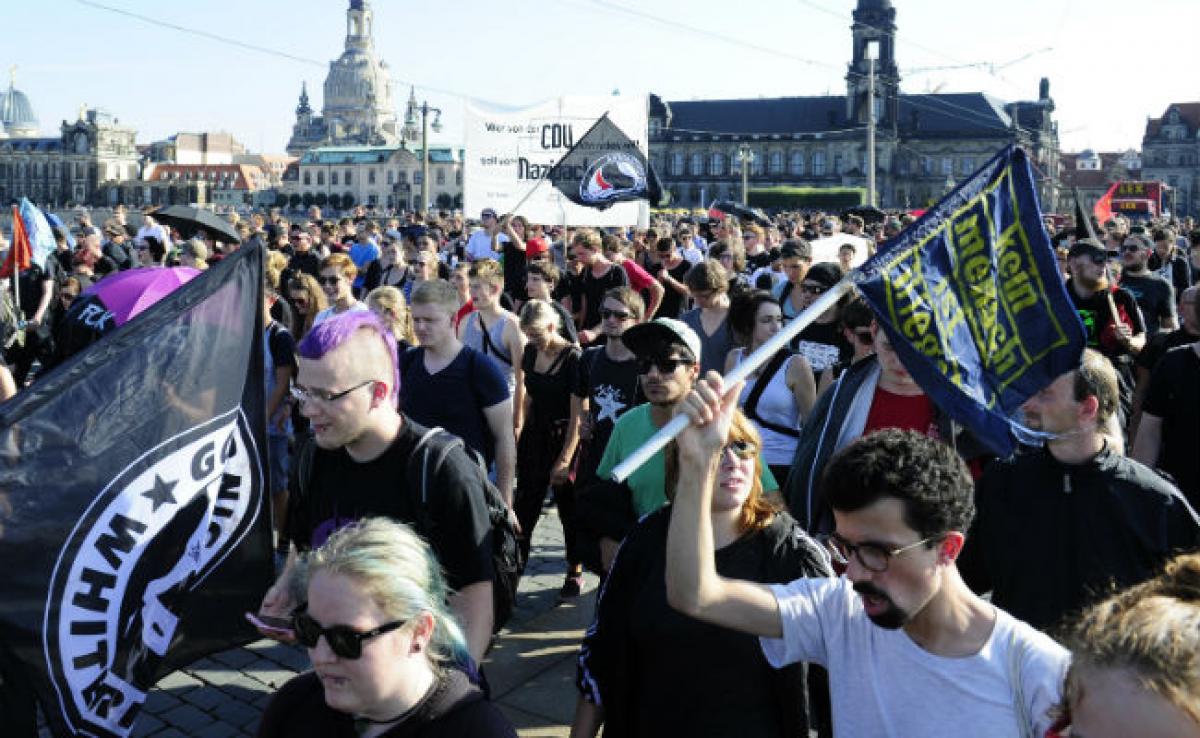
[
  {"left": 56, "top": 267, "right": 201, "bottom": 363},
  {"left": 81, "top": 267, "right": 200, "bottom": 326}
]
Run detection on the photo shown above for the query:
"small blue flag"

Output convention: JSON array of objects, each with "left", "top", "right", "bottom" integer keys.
[
  {"left": 856, "top": 146, "right": 1086, "bottom": 456},
  {"left": 18, "top": 197, "right": 57, "bottom": 270}
]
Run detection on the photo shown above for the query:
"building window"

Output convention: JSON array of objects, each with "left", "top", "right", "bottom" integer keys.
[
  {"left": 690, "top": 152, "right": 705, "bottom": 176},
  {"left": 941, "top": 157, "right": 953, "bottom": 175},
  {"left": 813, "top": 151, "right": 826, "bottom": 176},
  {"left": 769, "top": 151, "right": 783, "bottom": 175},
  {"left": 303, "top": 172, "right": 311, "bottom": 186},
  {"left": 436, "top": 169, "right": 446, "bottom": 185},
  {"left": 368, "top": 169, "right": 376, "bottom": 185},
  {"left": 317, "top": 171, "right": 325, "bottom": 186},
  {"left": 751, "top": 151, "right": 765, "bottom": 176},
  {"left": 649, "top": 119, "right": 661, "bottom": 137},
  {"left": 920, "top": 157, "right": 931, "bottom": 175},
  {"left": 387, "top": 170, "right": 394, "bottom": 185},
  {"left": 834, "top": 154, "right": 843, "bottom": 174},
  {"left": 960, "top": 157, "right": 974, "bottom": 175},
  {"left": 671, "top": 152, "right": 685, "bottom": 176},
  {"left": 398, "top": 171, "right": 407, "bottom": 184},
  {"left": 456, "top": 171, "right": 462, "bottom": 185},
  {"left": 345, "top": 170, "right": 352, "bottom": 185},
  {"left": 790, "top": 150, "right": 805, "bottom": 176},
  {"left": 710, "top": 152, "right": 726, "bottom": 177},
  {"left": 414, "top": 171, "right": 423, "bottom": 184},
  {"left": 332, "top": 171, "right": 339, "bottom": 186}
]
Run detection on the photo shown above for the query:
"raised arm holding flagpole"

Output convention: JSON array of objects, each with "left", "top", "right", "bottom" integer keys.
[{"left": 613, "top": 146, "right": 1087, "bottom": 483}]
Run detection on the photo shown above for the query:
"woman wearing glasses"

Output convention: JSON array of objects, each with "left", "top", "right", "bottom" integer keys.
[
  {"left": 573, "top": 411, "right": 831, "bottom": 738},
  {"left": 258, "top": 518, "right": 515, "bottom": 738}
]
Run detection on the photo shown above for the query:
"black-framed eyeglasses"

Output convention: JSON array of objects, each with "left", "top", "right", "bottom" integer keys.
[
  {"left": 800, "top": 283, "right": 828, "bottom": 295},
  {"left": 291, "top": 609, "right": 407, "bottom": 660},
  {"left": 1121, "top": 243, "right": 1144, "bottom": 253},
  {"left": 636, "top": 356, "right": 694, "bottom": 375},
  {"left": 1084, "top": 253, "right": 1107, "bottom": 266},
  {"left": 600, "top": 308, "right": 632, "bottom": 321},
  {"left": 319, "top": 275, "right": 342, "bottom": 286},
  {"left": 290, "top": 379, "right": 375, "bottom": 405},
  {"left": 827, "top": 533, "right": 942, "bottom": 573}
]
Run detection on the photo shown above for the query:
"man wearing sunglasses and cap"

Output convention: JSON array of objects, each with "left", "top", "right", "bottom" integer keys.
[
  {"left": 1065, "top": 238, "right": 1146, "bottom": 430},
  {"left": 587, "top": 318, "right": 778, "bottom": 572}
]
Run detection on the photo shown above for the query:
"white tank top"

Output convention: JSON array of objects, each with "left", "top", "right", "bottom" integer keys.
[{"left": 734, "top": 348, "right": 802, "bottom": 465}]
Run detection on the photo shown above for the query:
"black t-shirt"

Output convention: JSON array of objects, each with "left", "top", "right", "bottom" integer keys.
[
  {"left": 1142, "top": 344, "right": 1200, "bottom": 503},
  {"left": 580, "top": 264, "right": 629, "bottom": 329},
  {"left": 1148, "top": 251, "right": 1193, "bottom": 296},
  {"left": 648, "top": 260, "right": 691, "bottom": 319},
  {"left": 17, "top": 259, "right": 59, "bottom": 316},
  {"left": 286, "top": 415, "right": 493, "bottom": 590},
  {"left": 1069, "top": 283, "right": 1145, "bottom": 361},
  {"left": 1119, "top": 271, "right": 1175, "bottom": 337},
  {"left": 573, "top": 346, "right": 643, "bottom": 484},
  {"left": 1136, "top": 327, "right": 1197, "bottom": 373},
  {"left": 502, "top": 241, "right": 527, "bottom": 303},
  {"left": 745, "top": 250, "right": 773, "bottom": 273},
  {"left": 792, "top": 320, "right": 851, "bottom": 385}
]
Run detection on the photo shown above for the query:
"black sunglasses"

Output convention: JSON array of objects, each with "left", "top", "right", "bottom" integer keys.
[
  {"left": 600, "top": 308, "right": 632, "bottom": 320},
  {"left": 800, "top": 283, "right": 828, "bottom": 295},
  {"left": 636, "top": 356, "right": 694, "bottom": 374},
  {"left": 319, "top": 275, "right": 342, "bottom": 286},
  {"left": 292, "top": 609, "right": 407, "bottom": 659}
]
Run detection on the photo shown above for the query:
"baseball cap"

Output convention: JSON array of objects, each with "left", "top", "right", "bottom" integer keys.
[
  {"left": 622, "top": 318, "right": 702, "bottom": 363},
  {"left": 481, "top": 208, "right": 498, "bottom": 219},
  {"left": 1068, "top": 239, "right": 1107, "bottom": 258},
  {"left": 525, "top": 237, "right": 549, "bottom": 259}
]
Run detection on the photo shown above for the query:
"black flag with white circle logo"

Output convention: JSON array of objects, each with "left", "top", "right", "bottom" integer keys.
[
  {"left": 0, "top": 244, "right": 272, "bottom": 738},
  {"left": 548, "top": 113, "right": 666, "bottom": 210}
]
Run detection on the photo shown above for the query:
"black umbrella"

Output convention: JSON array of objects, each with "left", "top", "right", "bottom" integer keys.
[
  {"left": 711, "top": 200, "right": 771, "bottom": 226},
  {"left": 842, "top": 205, "right": 887, "bottom": 224},
  {"left": 151, "top": 205, "right": 241, "bottom": 244}
]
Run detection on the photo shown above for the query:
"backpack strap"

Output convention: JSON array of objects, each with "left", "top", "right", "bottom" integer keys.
[
  {"left": 744, "top": 349, "right": 799, "bottom": 438},
  {"left": 476, "top": 312, "right": 512, "bottom": 366}
]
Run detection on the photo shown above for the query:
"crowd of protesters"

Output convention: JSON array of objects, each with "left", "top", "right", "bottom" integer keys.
[{"left": 2, "top": 199, "right": 1200, "bottom": 737}]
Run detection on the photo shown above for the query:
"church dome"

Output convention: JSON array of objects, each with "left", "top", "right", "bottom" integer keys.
[{"left": 0, "top": 83, "right": 38, "bottom": 137}]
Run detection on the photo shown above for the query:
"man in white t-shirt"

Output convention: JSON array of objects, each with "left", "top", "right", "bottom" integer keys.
[
  {"left": 465, "top": 207, "right": 509, "bottom": 261},
  {"left": 665, "top": 376, "right": 1069, "bottom": 738}
]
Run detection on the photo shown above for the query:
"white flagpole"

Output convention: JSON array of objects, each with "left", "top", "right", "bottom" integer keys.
[{"left": 611, "top": 277, "right": 857, "bottom": 482}]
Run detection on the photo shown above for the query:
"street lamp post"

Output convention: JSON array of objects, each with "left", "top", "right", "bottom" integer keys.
[
  {"left": 407, "top": 99, "right": 442, "bottom": 213},
  {"left": 865, "top": 40, "right": 878, "bottom": 208},
  {"left": 736, "top": 144, "right": 755, "bottom": 207}
]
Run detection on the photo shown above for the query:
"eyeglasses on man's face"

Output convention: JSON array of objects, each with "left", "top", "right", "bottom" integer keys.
[
  {"left": 318, "top": 274, "right": 342, "bottom": 287},
  {"left": 290, "top": 379, "right": 375, "bottom": 406},
  {"left": 827, "top": 532, "right": 942, "bottom": 573}
]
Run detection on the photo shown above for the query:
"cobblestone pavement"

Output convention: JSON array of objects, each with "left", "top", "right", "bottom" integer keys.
[{"left": 39, "top": 507, "right": 599, "bottom": 737}]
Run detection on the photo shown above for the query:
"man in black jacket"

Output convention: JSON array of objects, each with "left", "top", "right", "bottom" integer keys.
[{"left": 960, "top": 348, "right": 1200, "bottom": 631}]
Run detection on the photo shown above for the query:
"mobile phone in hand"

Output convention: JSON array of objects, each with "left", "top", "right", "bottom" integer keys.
[{"left": 246, "top": 612, "right": 294, "bottom": 635}]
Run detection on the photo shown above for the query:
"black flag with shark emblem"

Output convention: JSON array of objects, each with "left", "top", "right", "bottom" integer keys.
[
  {"left": 548, "top": 113, "right": 666, "bottom": 210},
  {"left": 0, "top": 244, "right": 272, "bottom": 737}
]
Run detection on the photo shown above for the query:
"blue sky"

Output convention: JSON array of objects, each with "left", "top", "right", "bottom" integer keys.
[{"left": 5, "top": 0, "right": 1196, "bottom": 153}]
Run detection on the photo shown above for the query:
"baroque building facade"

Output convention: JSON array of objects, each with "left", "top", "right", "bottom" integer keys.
[
  {"left": 1140, "top": 102, "right": 1200, "bottom": 218},
  {"left": 0, "top": 102, "right": 139, "bottom": 207},
  {"left": 649, "top": 0, "right": 1060, "bottom": 211},
  {"left": 286, "top": 0, "right": 420, "bottom": 156},
  {"left": 285, "top": 144, "right": 463, "bottom": 211}
]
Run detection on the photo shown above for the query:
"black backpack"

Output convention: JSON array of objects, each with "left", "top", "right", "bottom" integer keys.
[{"left": 294, "top": 428, "right": 524, "bottom": 634}]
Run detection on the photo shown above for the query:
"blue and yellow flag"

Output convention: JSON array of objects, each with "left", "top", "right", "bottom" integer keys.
[{"left": 856, "top": 146, "right": 1085, "bottom": 456}]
